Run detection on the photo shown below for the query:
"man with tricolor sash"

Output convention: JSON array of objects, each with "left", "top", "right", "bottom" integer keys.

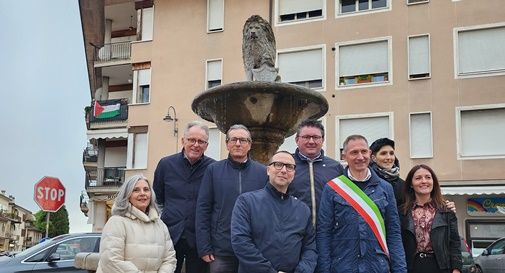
[{"left": 316, "top": 135, "right": 406, "bottom": 273}]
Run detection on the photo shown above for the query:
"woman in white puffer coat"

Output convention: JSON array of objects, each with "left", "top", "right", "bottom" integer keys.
[{"left": 97, "top": 174, "right": 177, "bottom": 273}]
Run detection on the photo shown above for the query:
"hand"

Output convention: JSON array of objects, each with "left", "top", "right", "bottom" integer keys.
[
  {"left": 452, "top": 269, "right": 461, "bottom": 273},
  {"left": 445, "top": 200, "right": 457, "bottom": 213},
  {"left": 201, "top": 254, "right": 215, "bottom": 263}
]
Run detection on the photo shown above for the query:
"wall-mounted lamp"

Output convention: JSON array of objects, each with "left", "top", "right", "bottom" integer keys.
[{"left": 163, "top": 106, "right": 179, "bottom": 136}]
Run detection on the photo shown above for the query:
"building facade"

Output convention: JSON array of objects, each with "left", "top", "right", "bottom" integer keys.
[{"left": 79, "top": 0, "right": 505, "bottom": 254}]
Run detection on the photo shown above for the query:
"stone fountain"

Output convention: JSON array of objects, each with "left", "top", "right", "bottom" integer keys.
[{"left": 192, "top": 15, "right": 328, "bottom": 164}]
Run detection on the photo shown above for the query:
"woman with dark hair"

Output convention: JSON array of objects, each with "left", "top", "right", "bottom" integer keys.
[
  {"left": 369, "top": 138, "right": 405, "bottom": 207},
  {"left": 97, "top": 174, "right": 177, "bottom": 273},
  {"left": 400, "top": 165, "right": 462, "bottom": 273}
]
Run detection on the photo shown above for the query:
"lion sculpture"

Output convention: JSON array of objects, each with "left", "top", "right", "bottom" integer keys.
[{"left": 242, "top": 15, "right": 280, "bottom": 82}]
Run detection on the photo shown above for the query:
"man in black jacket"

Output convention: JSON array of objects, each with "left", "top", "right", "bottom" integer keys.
[
  {"left": 153, "top": 121, "right": 216, "bottom": 273},
  {"left": 231, "top": 151, "right": 317, "bottom": 273}
]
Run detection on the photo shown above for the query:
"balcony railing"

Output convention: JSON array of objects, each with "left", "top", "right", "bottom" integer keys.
[
  {"left": 0, "top": 211, "right": 21, "bottom": 223},
  {"left": 82, "top": 146, "right": 98, "bottom": 163},
  {"left": 85, "top": 167, "right": 125, "bottom": 189},
  {"left": 85, "top": 99, "right": 128, "bottom": 129},
  {"left": 93, "top": 41, "right": 131, "bottom": 63}
]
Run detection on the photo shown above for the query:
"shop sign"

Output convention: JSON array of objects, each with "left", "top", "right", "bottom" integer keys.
[{"left": 467, "top": 197, "right": 505, "bottom": 216}]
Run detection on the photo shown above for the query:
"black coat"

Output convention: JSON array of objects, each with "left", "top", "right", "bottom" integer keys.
[{"left": 400, "top": 208, "right": 463, "bottom": 272}]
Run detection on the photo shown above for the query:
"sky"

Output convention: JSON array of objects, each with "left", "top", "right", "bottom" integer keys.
[{"left": 0, "top": 1, "right": 92, "bottom": 232}]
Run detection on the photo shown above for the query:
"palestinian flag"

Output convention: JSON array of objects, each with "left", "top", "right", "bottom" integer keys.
[{"left": 93, "top": 101, "right": 120, "bottom": 119}]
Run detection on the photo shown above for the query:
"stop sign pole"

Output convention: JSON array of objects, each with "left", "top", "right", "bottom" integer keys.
[{"left": 34, "top": 176, "right": 66, "bottom": 238}]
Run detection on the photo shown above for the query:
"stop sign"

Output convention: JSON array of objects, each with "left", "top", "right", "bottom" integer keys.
[{"left": 34, "top": 176, "right": 66, "bottom": 212}]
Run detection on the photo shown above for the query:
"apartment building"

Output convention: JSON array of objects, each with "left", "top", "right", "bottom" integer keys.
[
  {"left": 0, "top": 191, "right": 42, "bottom": 251},
  {"left": 79, "top": 0, "right": 505, "bottom": 253}
]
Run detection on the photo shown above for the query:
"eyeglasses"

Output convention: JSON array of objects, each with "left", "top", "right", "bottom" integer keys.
[
  {"left": 298, "top": 135, "right": 323, "bottom": 142},
  {"left": 185, "top": 138, "right": 208, "bottom": 145},
  {"left": 227, "top": 137, "right": 251, "bottom": 144},
  {"left": 269, "top": 161, "right": 296, "bottom": 172}
]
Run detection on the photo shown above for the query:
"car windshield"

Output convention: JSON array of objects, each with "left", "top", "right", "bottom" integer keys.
[{"left": 12, "top": 238, "right": 57, "bottom": 259}]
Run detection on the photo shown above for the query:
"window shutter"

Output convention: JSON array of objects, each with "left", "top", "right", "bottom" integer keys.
[
  {"left": 409, "top": 113, "right": 432, "bottom": 157},
  {"left": 408, "top": 35, "right": 430, "bottom": 76},
  {"left": 338, "top": 116, "right": 390, "bottom": 148},
  {"left": 207, "top": 60, "right": 222, "bottom": 81},
  {"left": 460, "top": 108, "right": 505, "bottom": 156},
  {"left": 458, "top": 27, "right": 505, "bottom": 74},
  {"left": 279, "top": 0, "right": 323, "bottom": 15},
  {"left": 339, "top": 40, "right": 388, "bottom": 77},
  {"left": 208, "top": 0, "right": 224, "bottom": 31},
  {"left": 278, "top": 48, "right": 323, "bottom": 83}
]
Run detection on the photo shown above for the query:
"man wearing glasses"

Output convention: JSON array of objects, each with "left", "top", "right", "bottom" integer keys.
[
  {"left": 153, "top": 121, "right": 216, "bottom": 273},
  {"left": 289, "top": 119, "right": 344, "bottom": 226},
  {"left": 196, "top": 124, "right": 268, "bottom": 273},
  {"left": 231, "top": 151, "right": 317, "bottom": 273}
]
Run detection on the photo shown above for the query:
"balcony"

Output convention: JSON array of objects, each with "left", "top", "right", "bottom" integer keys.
[
  {"left": 0, "top": 211, "right": 21, "bottom": 224},
  {"left": 85, "top": 99, "right": 128, "bottom": 130},
  {"left": 85, "top": 167, "right": 125, "bottom": 193},
  {"left": 93, "top": 41, "right": 131, "bottom": 67}
]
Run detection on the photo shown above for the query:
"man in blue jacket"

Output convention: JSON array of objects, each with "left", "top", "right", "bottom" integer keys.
[
  {"left": 231, "top": 151, "right": 317, "bottom": 273},
  {"left": 153, "top": 121, "right": 216, "bottom": 273},
  {"left": 196, "top": 124, "right": 267, "bottom": 273},
  {"left": 317, "top": 135, "right": 406, "bottom": 273},
  {"left": 289, "top": 119, "right": 344, "bottom": 225}
]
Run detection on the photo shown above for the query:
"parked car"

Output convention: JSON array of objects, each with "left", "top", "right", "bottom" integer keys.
[
  {"left": 0, "top": 233, "right": 100, "bottom": 273},
  {"left": 461, "top": 237, "right": 477, "bottom": 273},
  {"left": 474, "top": 237, "right": 505, "bottom": 273}
]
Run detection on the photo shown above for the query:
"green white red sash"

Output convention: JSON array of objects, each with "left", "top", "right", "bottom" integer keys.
[{"left": 328, "top": 175, "right": 389, "bottom": 256}]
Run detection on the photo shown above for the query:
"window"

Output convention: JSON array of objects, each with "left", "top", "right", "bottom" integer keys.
[
  {"left": 206, "top": 59, "right": 222, "bottom": 89},
  {"left": 278, "top": 0, "right": 324, "bottom": 23},
  {"left": 208, "top": 0, "right": 224, "bottom": 32},
  {"left": 141, "top": 7, "right": 154, "bottom": 41},
  {"left": 457, "top": 105, "right": 505, "bottom": 159},
  {"left": 278, "top": 46, "right": 324, "bottom": 90},
  {"left": 337, "top": 38, "right": 391, "bottom": 87},
  {"left": 206, "top": 127, "right": 222, "bottom": 160},
  {"left": 455, "top": 24, "right": 505, "bottom": 77},
  {"left": 133, "top": 66, "right": 151, "bottom": 104},
  {"left": 407, "top": 0, "right": 429, "bottom": 4},
  {"left": 336, "top": 113, "right": 392, "bottom": 151},
  {"left": 338, "top": 0, "right": 389, "bottom": 15},
  {"left": 278, "top": 134, "right": 297, "bottom": 153},
  {"left": 408, "top": 34, "right": 430, "bottom": 79},
  {"left": 409, "top": 112, "right": 433, "bottom": 158},
  {"left": 127, "top": 126, "right": 148, "bottom": 169}
]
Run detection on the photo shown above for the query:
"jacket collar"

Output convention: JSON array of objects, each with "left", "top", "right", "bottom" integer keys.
[
  {"left": 180, "top": 149, "right": 204, "bottom": 166},
  {"left": 266, "top": 182, "right": 290, "bottom": 200},
  {"left": 227, "top": 154, "right": 250, "bottom": 169},
  {"left": 295, "top": 148, "right": 324, "bottom": 162},
  {"left": 125, "top": 204, "right": 159, "bottom": 223}
]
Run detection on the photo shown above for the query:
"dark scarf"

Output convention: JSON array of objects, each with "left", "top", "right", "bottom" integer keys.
[{"left": 370, "top": 161, "right": 400, "bottom": 183}]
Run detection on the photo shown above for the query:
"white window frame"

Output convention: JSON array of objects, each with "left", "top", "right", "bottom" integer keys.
[
  {"left": 336, "top": 0, "right": 391, "bottom": 18},
  {"left": 456, "top": 103, "right": 505, "bottom": 160},
  {"left": 132, "top": 68, "right": 151, "bottom": 104},
  {"left": 277, "top": 44, "right": 326, "bottom": 91},
  {"left": 127, "top": 131, "right": 149, "bottom": 170},
  {"left": 140, "top": 7, "right": 154, "bottom": 41},
  {"left": 334, "top": 112, "right": 394, "bottom": 155},
  {"left": 206, "top": 127, "right": 222, "bottom": 160},
  {"left": 454, "top": 22, "right": 505, "bottom": 79},
  {"left": 406, "top": 0, "right": 429, "bottom": 5},
  {"left": 408, "top": 34, "right": 431, "bottom": 80},
  {"left": 207, "top": 0, "right": 224, "bottom": 33},
  {"left": 336, "top": 36, "right": 392, "bottom": 90},
  {"left": 205, "top": 58, "right": 223, "bottom": 89},
  {"left": 275, "top": 0, "right": 326, "bottom": 26},
  {"left": 409, "top": 111, "right": 433, "bottom": 158}
]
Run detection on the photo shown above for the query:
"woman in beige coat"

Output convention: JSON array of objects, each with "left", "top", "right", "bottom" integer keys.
[{"left": 97, "top": 174, "right": 177, "bottom": 273}]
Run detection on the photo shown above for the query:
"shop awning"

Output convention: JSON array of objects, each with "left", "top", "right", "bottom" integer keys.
[
  {"left": 441, "top": 185, "right": 505, "bottom": 195},
  {"left": 87, "top": 128, "right": 128, "bottom": 140}
]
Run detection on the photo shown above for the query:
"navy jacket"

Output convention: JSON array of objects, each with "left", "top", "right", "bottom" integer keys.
[
  {"left": 231, "top": 183, "right": 317, "bottom": 273},
  {"left": 289, "top": 149, "right": 344, "bottom": 218},
  {"left": 317, "top": 168, "right": 406, "bottom": 273},
  {"left": 153, "top": 150, "right": 215, "bottom": 248},
  {"left": 195, "top": 156, "right": 267, "bottom": 257}
]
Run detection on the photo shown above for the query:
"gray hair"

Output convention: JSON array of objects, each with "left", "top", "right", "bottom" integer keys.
[
  {"left": 112, "top": 174, "right": 160, "bottom": 216},
  {"left": 226, "top": 124, "right": 251, "bottom": 141},
  {"left": 342, "top": 134, "right": 368, "bottom": 153},
  {"left": 184, "top": 121, "right": 209, "bottom": 137}
]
